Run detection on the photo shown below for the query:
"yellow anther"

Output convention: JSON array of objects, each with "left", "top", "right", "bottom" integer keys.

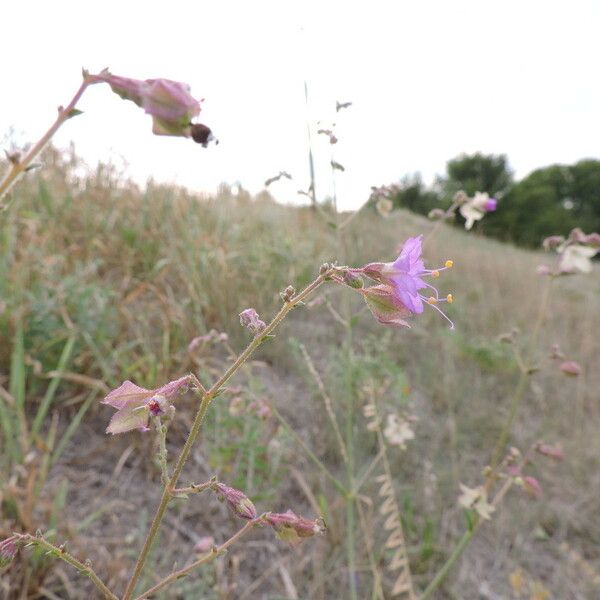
[
  {"left": 447, "top": 294, "right": 454, "bottom": 303},
  {"left": 445, "top": 260, "right": 454, "bottom": 268},
  {"left": 427, "top": 296, "right": 437, "bottom": 304},
  {"left": 431, "top": 270, "right": 440, "bottom": 277}
]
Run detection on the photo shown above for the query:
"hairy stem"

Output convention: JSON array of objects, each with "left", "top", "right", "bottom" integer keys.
[
  {"left": 0, "top": 76, "right": 93, "bottom": 205},
  {"left": 172, "top": 479, "right": 215, "bottom": 495},
  {"left": 15, "top": 534, "right": 118, "bottom": 600},
  {"left": 122, "top": 272, "right": 330, "bottom": 599},
  {"left": 153, "top": 416, "right": 170, "bottom": 487}
]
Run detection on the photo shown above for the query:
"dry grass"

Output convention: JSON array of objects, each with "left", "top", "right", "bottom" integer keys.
[{"left": 1, "top": 148, "right": 599, "bottom": 598}]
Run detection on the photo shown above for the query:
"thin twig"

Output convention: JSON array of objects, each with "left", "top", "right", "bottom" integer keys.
[
  {"left": 0, "top": 75, "right": 94, "bottom": 206},
  {"left": 15, "top": 534, "right": 118, "bottom": 600}
]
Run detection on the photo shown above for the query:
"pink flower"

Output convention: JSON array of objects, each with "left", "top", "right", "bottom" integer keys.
[
  {"left": 458, "top": 192, "right": 498, "bottom": 229},
  {"left": 92, "top": 69, "right": 215, "bottom": 144},
  {"left": 265, "top": 510, "right": 325, "bottom": 546},
  {"left": 101, "top": 376, "right": 190, "bottom": 434},
  {"left": 543, "top": 229, "right": 599, "bottom": 275},
  {"left": 359, "top": 235, "right": 455, "bottom": 328},
  {"left": 213, "top": 483, "right": 257, "bottom": 520}
]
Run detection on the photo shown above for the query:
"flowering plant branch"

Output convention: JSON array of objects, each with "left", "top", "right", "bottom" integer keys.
[
  {"left": 120, "top": 268, "right": 333, "bottom": 598},
  {"left": 131, "top": 516, "right": 266, "bottom": 600},
  {"left": 7, "top": 534, "right": 118, "bottom": 600},
  {"left": 0, "top": 68, "right": 214, "bottom": 207},
  {"left": 0, "top": 76, "right": 91, "bottom": 206}
]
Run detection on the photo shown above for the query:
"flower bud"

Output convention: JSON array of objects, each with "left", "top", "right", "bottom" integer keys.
[
  {"left": 560, "top": 360, "right": 582, "bottom": 377},
  {"left": 194, "top": 536, "right": 216, "bottom": 553},
  {"left": 542, "top": 235, "right": 565, "bottom": 251},
  {"left": 522, "top": 476, "right": 542, "bottom": 498},
  {"left": 535, "top": 442, "right": 564, "bottom": 461},
  {"left": 282, "top": 285, "right": 296, "bottom": 301},
  {"left": 266, "top": 510, "right": 325, "bottom": 546},
  {"left": 239, "top": 308, "right": 266, "bottom": 335},
  {"left": 0, "top": 536, "right": 17, "bottom": 567},
  {"left": 213, "top": 483, "right": 257, "bottom": 520},
  {"left": 585, "top": 232, "right": 600, "bottom": 247},
  {"left": 92, "top": 69, "right": 211, "bottom": 142},
  {"left": 343, "top": 270, "right": 364, "bottom": 289}
]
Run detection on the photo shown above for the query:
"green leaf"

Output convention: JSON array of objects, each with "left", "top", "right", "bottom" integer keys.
[
  {"left": 33, "top": 335, "right": 77, "bottom": 435},
  {"left": 66, "top": 108, "right": 84, "bottom": 119}
]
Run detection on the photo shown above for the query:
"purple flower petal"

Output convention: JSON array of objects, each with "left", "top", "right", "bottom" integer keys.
[{"left": 102, "top": 380, "right": 153, "bottom": 409}]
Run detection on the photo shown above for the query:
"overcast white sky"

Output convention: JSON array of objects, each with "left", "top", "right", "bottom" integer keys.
[{"left": 3, "top": 1, "right": 600, "bottom": 209}]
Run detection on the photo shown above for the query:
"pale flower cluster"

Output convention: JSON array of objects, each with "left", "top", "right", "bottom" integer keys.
[{"left": 458, "top": 483, "right": 495, "bottom": 520}]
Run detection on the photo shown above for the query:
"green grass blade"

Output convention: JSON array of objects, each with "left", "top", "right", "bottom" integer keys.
[
  {"left": 32, "top": 335, "right": 77, "bottom": 435},
  {"left": 51, "top": 389, "right": 97, "bottom": 466},
  {"left": 0, "top": 391, "right": 16, "bottom": 465},
  {"left": 7, "top": 322, "right": 26, "bottom": 460}
]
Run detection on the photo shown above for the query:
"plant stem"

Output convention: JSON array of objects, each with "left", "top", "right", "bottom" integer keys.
[
  {"left": 132, "top": 517, "right": 262, "bottom": 600},
  {"left": 16, "top": 534, "right": 118, "bottom": 600},
  {"left": 121, "top": 273, "right": 330, "bottom": 599},
  {"left": 491, "top": 276, "right": 553, "bottom": 467},
  {"left": 172, "top": 480, "right": 214, "bottom": 495},
  {"left": 0, "top": 76, "right": 93, "bottom": 205},
  {"left": 419, "top": 476, "right": 514, "bottom": 599},
  {"left": 153, "top": 416, "right": 170, "bottom": 487},
  {"left": 419, "top": 529, "right": 473, "bottom": 600}
]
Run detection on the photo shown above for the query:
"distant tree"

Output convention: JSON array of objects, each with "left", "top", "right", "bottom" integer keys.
[
  {"left": 480, "top": 160, "right": 600, "bottom": 247},
  {"left": 389, "top": 174, "right": 445, "bottom": 216},
  {"left": 441, "top": 153, "right": 513, "bottom": 198}
]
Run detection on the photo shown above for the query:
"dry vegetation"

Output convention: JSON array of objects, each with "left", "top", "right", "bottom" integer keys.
[{"left": 1, "top": 148, "right": 599, "bottom": 599}]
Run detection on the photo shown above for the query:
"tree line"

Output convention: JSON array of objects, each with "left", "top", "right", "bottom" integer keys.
[{"left": 384, "top": 153, "right": 600, "bottom": 247}]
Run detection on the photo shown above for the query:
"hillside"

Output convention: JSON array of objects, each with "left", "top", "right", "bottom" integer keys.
[{"left": 1, "top": 150, "right": 599, "bottom": 598}]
